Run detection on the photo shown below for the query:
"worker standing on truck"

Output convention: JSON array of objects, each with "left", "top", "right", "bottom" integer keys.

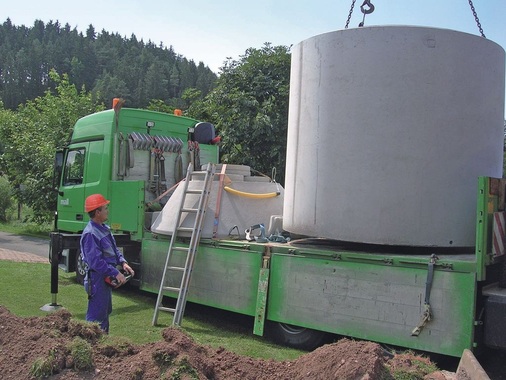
[{"left": 80, "top": 194, "right": 135, "bottom": 333}]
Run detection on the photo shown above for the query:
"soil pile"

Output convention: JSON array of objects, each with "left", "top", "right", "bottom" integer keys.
[{"left": 0, "top": 306, "right": 447, "bottom": 379}]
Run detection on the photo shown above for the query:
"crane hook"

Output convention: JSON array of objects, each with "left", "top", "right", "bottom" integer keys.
[
  {"left": 359, "top": 0, "right": 374, "bottom": 27},
  {"left": 360, "top": 0, "right": 375, "bottom": 14}
]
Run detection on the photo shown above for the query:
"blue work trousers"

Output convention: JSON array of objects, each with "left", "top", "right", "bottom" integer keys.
[{"left": 84, "top": 271, "right": 112, "bottom": 333}]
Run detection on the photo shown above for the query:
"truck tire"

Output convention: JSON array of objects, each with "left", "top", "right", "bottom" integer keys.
[
  {"left": 267, "top": 322, "right": 327, "bottom": 351},
  {"left": 75, "top": 249, "right": 86, "bottom": 285}
]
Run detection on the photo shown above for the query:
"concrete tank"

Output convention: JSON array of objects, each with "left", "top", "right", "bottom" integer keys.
[{"left": 283, "top": 26, "right": 505, "bottom": 247}]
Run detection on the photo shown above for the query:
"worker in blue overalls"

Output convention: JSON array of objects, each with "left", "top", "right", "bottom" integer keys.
[{"left": 80, "top": 194, "right": 135, "bottom": 333}]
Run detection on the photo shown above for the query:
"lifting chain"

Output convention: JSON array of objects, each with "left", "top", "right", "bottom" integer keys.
[
  {"left": 467, "top": 0, "right": 486, "bottom": 38},
  {"left": 344, "top": 0, "right": 357, "bottom": 29},
  {"left": 345, "top": 0, "right": 375, "bottom": 29}
]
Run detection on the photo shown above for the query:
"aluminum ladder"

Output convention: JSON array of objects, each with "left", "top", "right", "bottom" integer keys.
[{"left": 152, "top": 162, "right": 215, "bottom": 326}]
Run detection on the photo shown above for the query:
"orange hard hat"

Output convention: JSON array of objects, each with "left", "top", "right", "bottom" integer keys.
[{"left": 85, "top": 194, "right": 110, "bottom": 212}]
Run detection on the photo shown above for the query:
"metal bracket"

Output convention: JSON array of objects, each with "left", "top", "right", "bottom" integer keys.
[
  {"left": 245, "top": 224, "right": 268, "bottom": 243},
  {"left": 411, "top": 254, "right": 437, "bottom": 336}
]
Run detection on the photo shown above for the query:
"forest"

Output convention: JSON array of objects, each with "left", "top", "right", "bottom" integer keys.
[{"left": 0, "top": 18, "right": 218, "bottom": 110}]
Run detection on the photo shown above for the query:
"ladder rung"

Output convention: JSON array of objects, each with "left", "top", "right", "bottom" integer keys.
[
  {"left": 186, "top": 189, "right": 203, "bottom": 194},
  {"left": 158, "top": 306, "right": 176, "bottom": 313},
  {"left": 181, "top": 208, "right": 198, "bottom": 213},
  {"left": 167, "top": 266, "right": 185, "bottom": 271},
  {"left": 172, "top": 246, "right": 189, "bottom": 252},
  {"left": 163, "top": 286, "right": 181, "bottom": 292},
  {"left": 177, "top": 227, "right": 194, "bottom": 233}
]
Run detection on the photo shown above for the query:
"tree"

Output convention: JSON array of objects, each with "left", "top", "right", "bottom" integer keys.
[
  {"left": 188, "top": 43, "right": 291, "bottom": 184},
  {"left": 143, "top": 59, "right": 169, "bottom": 104},
  {"left": 146, "top": 99, "right": 174, "bottom": 114},
  {"left": 181, "top": 88, "right": 202, "bottom": 109},
  {"left": 0, "top": 176, "right": 13, "bottom": 222},
  {"left": 0, "top": 70, "right": 104, "bottom": 222},
  {"left": 92, "top": 70, "right": 131, "bottom": 107}
]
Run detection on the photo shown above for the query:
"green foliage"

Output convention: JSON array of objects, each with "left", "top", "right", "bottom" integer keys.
[
  {"left": 391, "top": 355, "right": 438, "bottom": 380},
  {"left": 0, "top": 70, "right": 104, "bottom": 222},
  {"left": 155, "top": 352, "right": 199, "bottom": 380},
  {"left": 188, "top": 43, "right": 291, "bottom": 184},
  {"left": 181, "top": 87, "right": 204, "bottom": 110},
  {"left": 147, "top": 99, "right": 176, "bottom": 114},
  {"left": 0, "top": 176, "right": 13, "bottom": 221},
  {"left": 154, "top": 348, "right": 177, "bottom": 378},
  {"left": 69, "top": 336, "right": 94, "bottom": 371},
  {"left": 153, "top": 349, "right": 176, "bottom": 367},
  {"left": 29, "top": 349, "right": 59, "bottom": 379},
  {"left": 0, "top": 217, "right": 51, "bottom": 238},
  {"left": 92, "top": 71, "right": 130, "bottom": 107},
  {"left": 168, "top": 357, "right": 199, "bottom": 380}
]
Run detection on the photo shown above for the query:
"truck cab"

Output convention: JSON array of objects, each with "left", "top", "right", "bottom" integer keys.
[{"left": 52, "top": 106, "right": 219, "bottom": 281}]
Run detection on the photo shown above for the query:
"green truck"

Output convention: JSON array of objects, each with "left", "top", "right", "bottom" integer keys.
[
  {"left": 44, "top": 5, "right": 506, "bottom": 363},
  {"left": 48, "top": 101, "right": 506, "bottom": 358}
]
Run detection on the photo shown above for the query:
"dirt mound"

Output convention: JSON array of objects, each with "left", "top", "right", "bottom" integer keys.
[{"left": 0, "top": 306, "right": 443, "bottom": 379}]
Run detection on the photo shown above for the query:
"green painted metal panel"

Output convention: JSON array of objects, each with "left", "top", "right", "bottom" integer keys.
[
  {"left": 267, "top": 253, "right": 476, "bottom": 357},
  {"left": 474, "top": 176, "right": 505, "bottom": 281},
  {"left": 475, "top": 176, "right": 489, "bottom": 280},
  {"left": 253, "top": 266, "right": 269, "bottom": 336},
  {"left": 109, "top": 181, "right": 145, "bottom": 237},
  {"left": 140, "top": 238, "right": 262, "bottom": 315},
  {"left": 72, "top": 108, "right": 196, "bottom": 141}
]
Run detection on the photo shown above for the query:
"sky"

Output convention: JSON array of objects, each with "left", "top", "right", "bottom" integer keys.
[{"left": 3, "top": 0, "right": 505, "bottom": 74}]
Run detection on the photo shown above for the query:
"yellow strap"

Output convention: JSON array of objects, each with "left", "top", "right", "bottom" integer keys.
[{"left": 224, "top": 186, "right": 279, "bottom": 199}]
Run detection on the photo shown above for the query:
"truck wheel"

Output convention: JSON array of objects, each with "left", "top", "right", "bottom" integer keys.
[
  {"left": 267, "top": 322, "right": 327, "bottom": 351},
  {"left": 75, "top": 250, "right": 86, "bottom": 285}
]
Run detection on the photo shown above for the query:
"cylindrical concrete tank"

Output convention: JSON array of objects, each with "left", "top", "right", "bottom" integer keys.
[{"left": 283, "top": 26, "right": 505, "bottom": 247}]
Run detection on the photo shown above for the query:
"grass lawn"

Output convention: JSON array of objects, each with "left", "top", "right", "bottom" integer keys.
[{"left": 0, "top": 260, "right": 304, "bottom": 361}]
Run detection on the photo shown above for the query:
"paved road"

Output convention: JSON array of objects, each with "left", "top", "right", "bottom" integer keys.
[{"left": 0, "top": 231, "right": 49, "bottom": 262}]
